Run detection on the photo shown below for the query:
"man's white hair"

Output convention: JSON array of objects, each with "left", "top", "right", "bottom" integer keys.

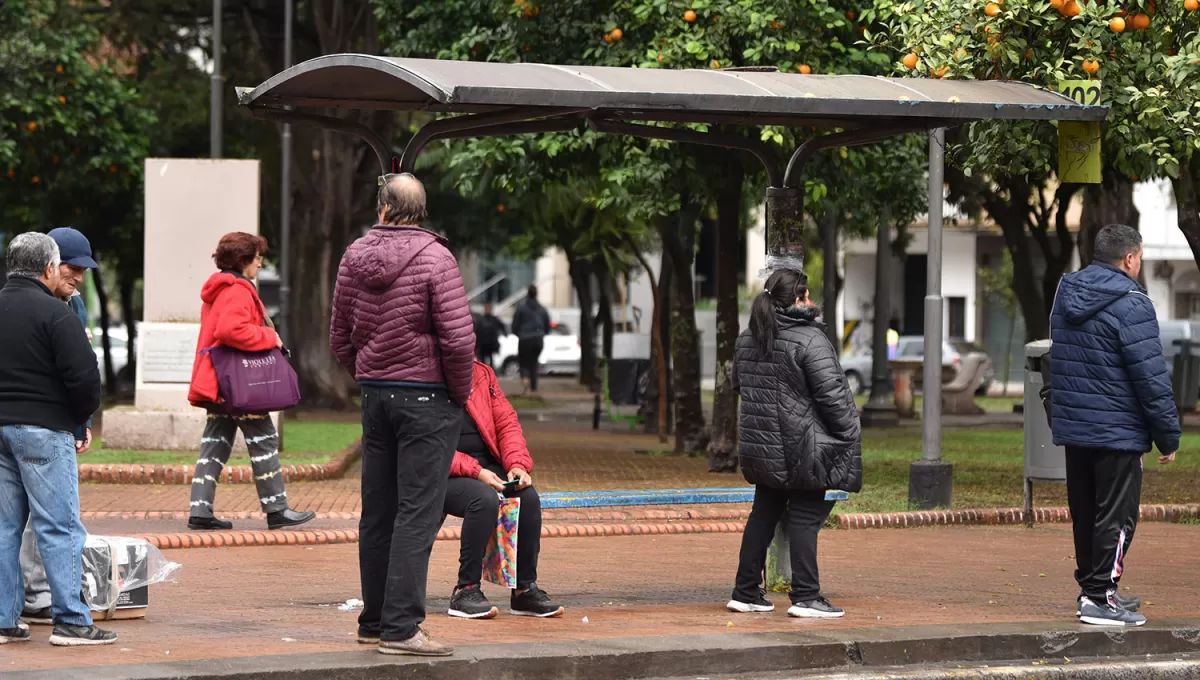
[{"left": 6, "top": 232, "right": 61, "bottom": 279}]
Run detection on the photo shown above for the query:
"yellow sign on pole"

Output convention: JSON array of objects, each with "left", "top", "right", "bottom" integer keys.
[{"left": 1057, "top": 80, "right": 1102, "bottom": 184}]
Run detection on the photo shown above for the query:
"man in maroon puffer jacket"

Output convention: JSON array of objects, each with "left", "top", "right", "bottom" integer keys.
[{"left": 330, "top": 173, "right": 474, "bottom": 658}]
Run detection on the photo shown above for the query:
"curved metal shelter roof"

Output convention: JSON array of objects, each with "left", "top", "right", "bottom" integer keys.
[{"left": 237, "top": 54, "right": 1106, "bottom": 128}]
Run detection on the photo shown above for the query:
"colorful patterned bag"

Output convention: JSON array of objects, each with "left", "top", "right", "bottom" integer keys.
[{"left": 482, "top": 495, "right": 521, "bottom": 588}]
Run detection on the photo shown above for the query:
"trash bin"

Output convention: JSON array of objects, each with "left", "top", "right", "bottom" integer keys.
[
  {"left": 1162, "top": 321, "right": 1200, "bottom": 413},
  {"left": 1023, "top": 340, "right": 1065, "bottom": 527}
]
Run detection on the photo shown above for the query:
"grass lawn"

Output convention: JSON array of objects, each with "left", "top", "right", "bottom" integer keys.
[
  {"left": 836, "top": 429, "right": 1200, "bottom": 516},
  {"left": 89, "top": 420, "right": 362, "bottom": 466},
  {"left": 853, "top": 394, "right": 1023, "bottom": 413}
]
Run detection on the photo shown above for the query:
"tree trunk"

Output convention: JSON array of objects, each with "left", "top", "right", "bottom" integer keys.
[
  {"left": 118, "top": 274, "right": 138, "bottom": 388},
  {"left": 707, "top": 158, "right": 743, "bottom": 473},
  {"left": 640, "top": 246, "right": 674, "bottom": 436},
  {"left": 1172, "top": 157, "right": 1200, "bottom": 270},
  {"left": 595, "top": 257, "right": 615, "bottom": 361},
  {"left": 565, "top": 245, "right": 599, "bottom": 391},
  {"left": 92, "top": 267, "right": 118, "bottom": 394},
  {"left": 822, "top": 214, "right": 840, "bottom": 350},
  {"left": 1078, "top": 178, "right": 1140, "bottom": 266},
  {"left": 659, "top": 204, "right": 709, "bottom": 456}
]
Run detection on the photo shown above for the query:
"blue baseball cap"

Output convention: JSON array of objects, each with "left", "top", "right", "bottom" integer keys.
[{"left": 47, "top": 227, "right": 99, "bottom": 269}]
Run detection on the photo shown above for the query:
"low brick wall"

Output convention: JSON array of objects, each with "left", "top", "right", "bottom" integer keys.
[{"left": 77, "top": 440, "right": 362, "bottom": 485}]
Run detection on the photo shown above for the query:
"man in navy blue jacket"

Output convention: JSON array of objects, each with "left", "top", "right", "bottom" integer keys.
[{"left": 1050, "top": 223, "right": 1180, "bottom": 628}]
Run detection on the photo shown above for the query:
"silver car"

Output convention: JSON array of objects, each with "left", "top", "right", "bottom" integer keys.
[{"left": 840, "top": 337, "right": 995, "bottom": 396}]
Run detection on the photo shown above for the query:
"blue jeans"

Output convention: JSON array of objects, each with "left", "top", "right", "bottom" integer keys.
[{"left": 0, "top": 425, "right": 91, "bottom": 628}]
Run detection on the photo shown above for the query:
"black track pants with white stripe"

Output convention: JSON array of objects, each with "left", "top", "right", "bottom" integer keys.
[
  {"left": 1065, "top": 446, "right": 1143, "bottom": 602},
  {"left": 189, "top": 413, "right": 287, "bottom": 517}
]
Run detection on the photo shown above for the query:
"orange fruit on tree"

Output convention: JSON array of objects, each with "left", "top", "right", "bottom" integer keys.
[
  {"left": 771, "top": 20, "right": 780, "bottom": 28},
  {"left": 31, "top": 176, "right": 40, "bottom": 184},
  {"left": 497, "top": 204, "right": 505, "bottom": 213},
  {"left": 931, "top": 65, "right": 948, "bottom": 78},
  {"left": 798, "top": 63, "right": 812, "bottom": 74},
  {"left": 657, "top": 53, "right": 665, "bottom": 62},
  {"left": 1131, "top": 13, "right": 1150, "bottom": 29},
  {"left": 1025, "top": 47, "right": 1033, "bottom": 59},
  {"left": 25, "top": 122, "right": 36, "bottom": 132},
  {"left": 1082, "top": 59, "right": 1100, "bottom": 74},
  {"left": 846, "top": 10, "right": 855, "bottom": 20},
  {"left": 955, "top": 47, "right": 967, "bottom": 60},
  {"left": 710, "top": 59, "right": 721, "bottom": 69},
  {"left": 55, "top": 65, "right": 64, "bottom": 74},
  {"left": 6, "top": 169, "right": 14, "bottom": 178},
  {"left": 902, "top": 53, "right": 919, "bottom": 69},
  {"left": 1186, "top": 0, "right": 1198, "bottom": 11},
  {"left": 985, "top": 2, "right": 1001, "bottom": 16},
  {"left": 1110, "top": 16, "right": 1126, "bottom": 31},
  {"left": 58, "top": 95, "right": 66, "bottom": 104},
  {"left": 610, "top": 28, "right": 623, "bottom": 40},
  {"left": 683, "top": 9, "right": 697, "bottom": 22},
  {"left": 1050, "top": 0, "right": 1064, "bottom": 7}
]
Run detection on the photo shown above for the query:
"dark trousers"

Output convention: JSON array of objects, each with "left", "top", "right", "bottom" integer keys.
[
  {"left": 1065, "top": 446, "right": 1142, "bottom": 601},
  {"left": 477, "top": 343, "right": 499, "bottom": 370},
  {"left": 733, "top": 486, "right": 834, "bottom": 604},
  {"left": 443, "top": 477, "right": 542, "bottom": 589},
  {"left": 357, "top": 386, "right": 460, "bottom": 642},
  {"left": 517, "top": 339, "right": 543, "bottom": 391}
]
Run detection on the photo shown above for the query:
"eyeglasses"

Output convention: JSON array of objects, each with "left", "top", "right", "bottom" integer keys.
[{"left": 377, "top": 171, "right": 416, "bottom": 187}]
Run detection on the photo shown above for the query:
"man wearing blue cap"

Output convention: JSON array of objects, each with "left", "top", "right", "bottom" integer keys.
[{"left": 18, "top": 228, "right": 100, "bottom": 632}]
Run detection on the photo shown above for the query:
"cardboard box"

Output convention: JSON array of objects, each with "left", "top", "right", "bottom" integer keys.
[{"left": 82, "top": 537, "right": 151, "bottom": 620}]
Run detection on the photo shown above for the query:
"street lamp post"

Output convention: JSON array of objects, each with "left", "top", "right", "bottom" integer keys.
[
  {"left": 279, "top": 0, "right": 294, "bottom": 344},
  {"left": 210, "top": 0, "right": 223, "bottom": 158}
]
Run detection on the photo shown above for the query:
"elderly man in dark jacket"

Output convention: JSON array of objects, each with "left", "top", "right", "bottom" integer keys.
[
  {"left": 727, "top": 268, "right": 860, "bottom": 619},
  {"left": 330, "top": 173, "right": 474, "bottom": 657},
  {"left": 1050, "top": 223, "right": 1179, "bottom": 628}
]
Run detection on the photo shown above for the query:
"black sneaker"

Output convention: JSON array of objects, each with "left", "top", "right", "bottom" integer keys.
[
  {"left": 1076, "top": 590, "right": 1141, "bottom": 616},
  {"left": 49, "top": 623, "right": 118, "bottom": 646},
  {"left": 448, "top": 584, "right": 498, "bottom": 619},
  {"left": 727, "top": 589, "right": 776, "bottom": 613},
  {"left": 788, "top": 595, "right": 845, "bottom": 619},
  {"left": 188, "top": 516, "right": 233, "bottom": 531},
  {"left": 0, "top": 623, "right": 31, "bottom": 644},
  {"left": 1079, "top": 594, "right": 1146, "bottom": 627},
  {"left": 267, "top": 508, "right": 316, "bottom": 530},
  {"left": 20, "top": 607, "right": 52, "bottom": 626},
  {"left": 510, "top": 584, "right": 565, "bottom": 618}
]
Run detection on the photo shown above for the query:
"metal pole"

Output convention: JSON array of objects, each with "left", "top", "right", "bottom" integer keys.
[
  {"left": 921, "top": 128, "right": 946, "bottom": 462},
  {"left": 210, "top": 0, "right": 223, "bottom": 158},
  {"left": 279, "top": 0, "right": 293, "bottom": 343},
  {"left": 822, "top": 214, "right": 838, "bottom": 350}
]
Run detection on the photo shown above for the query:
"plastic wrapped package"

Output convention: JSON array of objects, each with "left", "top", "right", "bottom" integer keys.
[{"left": 82, "top": 535, "right": 181, "bottom": 619}]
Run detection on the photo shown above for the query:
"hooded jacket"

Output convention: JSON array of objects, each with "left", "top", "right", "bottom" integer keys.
[
  {"left": 188, "top": 272, "right": 278, "bottom": 406},
  {"left": 448, "top": 361, "right": 535, "bottom": 479},
  {"left": 732, "top": 306, "right": 862, "bottom": 492},
  {"left": 510, "top": 296, "right": 551, "bottom": 342},
  {"left": 330, "top": 225, "right": 475, "bottom": 404},
  {"left": 1049, "top": 262, "right": 1179, "bottom": 454}
]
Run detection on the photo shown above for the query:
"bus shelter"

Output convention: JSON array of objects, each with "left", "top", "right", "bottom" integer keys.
[{"left": 237, "top": 54, "right": 1106, "bottom": 506}]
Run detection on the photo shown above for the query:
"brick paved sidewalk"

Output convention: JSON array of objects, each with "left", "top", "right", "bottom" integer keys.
[{"left": 7, "top": 523, "right": 1200, "bottom": 675}]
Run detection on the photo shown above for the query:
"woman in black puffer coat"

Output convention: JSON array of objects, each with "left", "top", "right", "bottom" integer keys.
[{"left": 726, "top": 268, "right": 861, "bottom": 619}]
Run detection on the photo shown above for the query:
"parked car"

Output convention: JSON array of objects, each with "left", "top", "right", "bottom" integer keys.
[
  {"left": 93, "top": 325, "right": 131, "bottom": 384},
  {"left": 840, "top": 337, "right": 995, "bottom": 396},
  {"left": 496, "top": 320, "right": 582, "bottom": 378}
]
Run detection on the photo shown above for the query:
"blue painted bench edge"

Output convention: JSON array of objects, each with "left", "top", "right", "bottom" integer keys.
[{"left": 541, "top": 488, "right": 849, "bottom": 509}]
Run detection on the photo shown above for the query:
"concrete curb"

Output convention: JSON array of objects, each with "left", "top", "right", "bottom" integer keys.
[
  {"left": 77, "top": 441, "right": 362, "bottom": 485},
  {"left": 9, "top": 620, "right": 1200, "bottom": 680},
  {"left": 835, "top": 503, "right": 1200, "bottom": 530},
  {"left": 79, "top": 506, "right": 753, "bottom": 522},
  {"left": 796, "top": 659, "right": 1200, "bottom": 679}
]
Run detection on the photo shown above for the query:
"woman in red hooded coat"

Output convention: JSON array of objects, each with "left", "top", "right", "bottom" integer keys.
[
  {"left": 185, "top": 233, "right": 314, "bottom": 532},
  {"left": 441, "top": 361, "right": 563, "bottom": 620}
]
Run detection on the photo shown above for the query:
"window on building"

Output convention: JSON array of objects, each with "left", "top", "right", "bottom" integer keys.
[{"left": 948, "top": 297, "right": 966, "bottom": 339}]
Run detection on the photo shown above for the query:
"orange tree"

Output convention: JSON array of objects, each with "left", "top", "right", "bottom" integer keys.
[
  {"left": 872, "top": 0, "right": 1200, "bottom": 336},
  {"left": 378, "top": 0, "right": 929, "bottom": 464}
]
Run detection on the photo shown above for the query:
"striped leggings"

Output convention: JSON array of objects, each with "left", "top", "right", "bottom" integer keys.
[{"left": 189, "top": 413, "right": 287, "bottom": 517}]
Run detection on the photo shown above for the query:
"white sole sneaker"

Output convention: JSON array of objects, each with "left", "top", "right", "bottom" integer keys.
[
  {"left": 1080, "top": 615, "right": 1145, "bottom": 627},
  {"left": 448, "top": 606, "right": 498, "bottom": 620},
  {"left": 787, "top": 605, "right": 845, "bottom": 619},
  {"left": 726, "top": 599, "right": 775, "bottom": 613},
  {"left": 509, "top": 607, "right": 565, "bottom": 618},
  {"left": 48, "top": 634, "right": 117, "bottom": 646}
]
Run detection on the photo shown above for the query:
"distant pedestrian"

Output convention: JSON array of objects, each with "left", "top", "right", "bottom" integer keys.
[
  {"left": 186, "top": 233, "right": 315, "bottom": 532},
  {"left": 443, "top": 361, "right": 563, "bottom": 620},
  {"left": 510, "top": 285, "right": 550, "bottom": 395},
  {"left": 0, "top": 232, "right": 112, "bottom": 646},
  {"left": 473, "top": 303, "right": 507, "bottom": 369},
  {"left": 727, "top": 268, "right": 861, "bottom": 619},
  {"left": 19, "top": 227, "right": 100, "bottom": 628},
  {"left": 1049, "top": 223, "right": 1179, "bottom": 627},
  {"left": 331, "top": 172, "right": 474, "bottom": 657}
]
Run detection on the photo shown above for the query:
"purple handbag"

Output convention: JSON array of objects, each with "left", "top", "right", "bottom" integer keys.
[{"left": 202, "top": 346, "right": 301, "bottom": 414}]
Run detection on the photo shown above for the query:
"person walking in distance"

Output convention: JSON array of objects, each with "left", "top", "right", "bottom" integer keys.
[
  {"left": 331, "top": 173, "right": 475, "bottom": 657},
  {"left": 186, "top": 233, "right": 315, "bottom": 532},
  {"left": 473, "top": 303, "right": 507, "bottom": 370},
  {"left": 510, "top": 285, "right": 550, "bottom": 395},
  {"left": 0, "top": 233, "right": 113, "bottom": 646},
  {"left": 726, "top": 268, "right": 861, "bottom": 619},
  {"left": 19, "top": 227, "right": 99, "bottom": 628},
  {"left": 1049, "top": 223, "right": 1179, "bottom": 627}
]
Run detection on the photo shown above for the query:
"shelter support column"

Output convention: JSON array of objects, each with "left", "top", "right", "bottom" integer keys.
[{"left": 909, "top": 127, "right": 953, "bottom": 509}]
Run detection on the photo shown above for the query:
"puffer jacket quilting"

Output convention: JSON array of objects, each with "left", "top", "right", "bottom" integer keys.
[
  {"left": 732, "top": 308, "right": 862, "bottom": 492},
  {"left": 1049, "top": 262, "right": 1179, "bottom": 454},
  {"left": 330, "top": 225, "right": 475, "bottom": 404}
]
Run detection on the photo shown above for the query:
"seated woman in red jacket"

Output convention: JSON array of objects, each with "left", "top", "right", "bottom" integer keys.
[{"left": 444, "top": 361, "right": 564, "bottom": 620}]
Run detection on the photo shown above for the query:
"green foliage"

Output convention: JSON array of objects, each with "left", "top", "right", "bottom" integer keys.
[
  {"left": 0, "top": 0, "right": 153, "bottom": 235},
  {"left": 978, "top": 248, "right": 1018, "bottom": 316}
]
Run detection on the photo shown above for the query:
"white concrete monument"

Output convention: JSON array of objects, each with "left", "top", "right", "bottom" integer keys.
[{"left": 103, "top": 158, "right": 275, "bottom": 451}]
